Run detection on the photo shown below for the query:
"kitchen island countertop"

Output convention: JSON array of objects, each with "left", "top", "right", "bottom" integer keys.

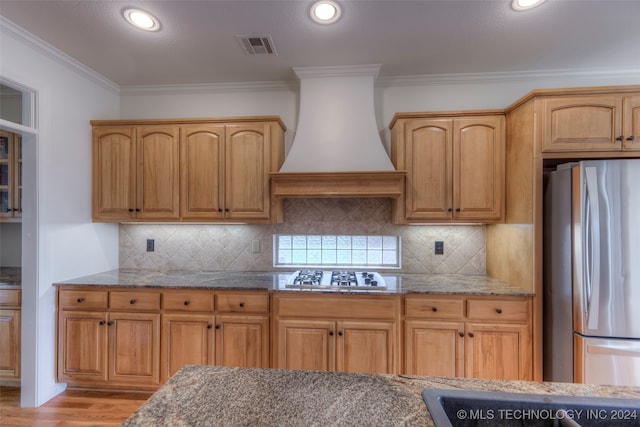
[
  {"left": 123, "top": 365, "right": 640, "bottom": 427},
  {"left": 53, "top": 268, "right": 533, "bottom": 296}
]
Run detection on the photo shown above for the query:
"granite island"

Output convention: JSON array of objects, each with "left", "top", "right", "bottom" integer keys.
[{"left": 122, "top": 366, "right": 640, "bottom": 426}]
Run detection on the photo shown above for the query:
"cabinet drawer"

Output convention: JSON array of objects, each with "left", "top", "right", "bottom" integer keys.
[
  {"left": 163, "top": 291, "right": 214, "bottom": 312},
  {"left": 405, "top": 297, "right": 464, "bottom": 319},
  {"left": 110, "top": 291, "right": 160, "bottom": 311},
  {"left": 0, "top": 289, "right": 21, "bottom": 306},
  {"left": 467, "top": 298, "right": 529, "bottom": 322},
  {"left": 59, "top": 289, "right": 108, "bottom": 310},
  {"left": 215, "top": 293, "right": 269, "bottom": 314}
]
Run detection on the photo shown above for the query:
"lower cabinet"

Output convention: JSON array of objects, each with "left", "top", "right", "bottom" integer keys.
[
  {"left": 58, "top": 287, "right": 270, "bottom": 389},
  {"left": 0, "top": 307, "right": 21, "bottom": 382},
  {"left": 273, "top": 293, "right": 401, "bottom": 374},
  {"left": 404, "top": 294, "right": 532, "bottom": 381}
]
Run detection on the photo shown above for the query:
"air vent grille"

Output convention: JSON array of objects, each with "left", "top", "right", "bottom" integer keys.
[{"left": 237, "top": 34, "right": 277, "bottom": 55}]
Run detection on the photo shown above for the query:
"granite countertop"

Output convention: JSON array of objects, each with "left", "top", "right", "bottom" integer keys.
[
  {"left": 123, "top": 366, "right": 640, "bottom": 427},
  {"left": 53, "top": 269, "right": 533, "bottom": 296},
  {"left": 0, "top": 267, "right": 21, "bottom": 288}
]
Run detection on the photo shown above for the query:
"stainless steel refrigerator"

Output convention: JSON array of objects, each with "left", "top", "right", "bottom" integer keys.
[{"left": 543, "top": 159, "right": 640, "bottom": 386}]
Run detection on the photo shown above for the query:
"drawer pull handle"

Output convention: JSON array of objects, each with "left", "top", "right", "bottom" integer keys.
[
  {"left": 431, "top": 306, "right": 438, "bottom": 312},
  {"left": 495, "top": 308, "right": 503, "bottom": 314},
  {"left": 627, "top": 136, "right": 636, "bottom": 142},
  {"left": 76, "top": 297, "right": 85, "bottom": 303},
  {"left": 184, "top": 301, "right": 190, "bottom": 306},
  {"left": 130, "top": 299, "right": 136, "bottom": 304},
  {"left": 239, "top": 302, "right": 245, "bottom": 307},
  {"left": 616, "top": 135, "right": 624, "bottom": 142}
]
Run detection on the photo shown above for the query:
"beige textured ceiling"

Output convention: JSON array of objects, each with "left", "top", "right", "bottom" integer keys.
[{"left": 1, "top": 0, "right": 639, "bottom": 86}]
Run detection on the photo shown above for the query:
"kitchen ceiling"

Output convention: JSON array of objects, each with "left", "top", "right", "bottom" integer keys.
[{"left": 1, "top": 0, "right": 639, "bottom": 87}]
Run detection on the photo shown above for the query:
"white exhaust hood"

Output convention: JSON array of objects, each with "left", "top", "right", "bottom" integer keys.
[
  {"left": 270, "top": 65, "right": 406, "bottom": 224},
  {"left": 279, "top": 64, "right": 395, "bottom": 172}
]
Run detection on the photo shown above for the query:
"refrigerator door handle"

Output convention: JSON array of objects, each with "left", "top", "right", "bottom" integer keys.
[{"left": 584, "top": 167, "right": 601, "bottom": 331}]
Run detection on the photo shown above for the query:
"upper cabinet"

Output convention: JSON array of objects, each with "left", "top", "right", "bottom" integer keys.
[
  {"left": 390, "top": 113, "right": 504, "bottom": 223},
  {"left": 541, "top": 93, "right": 640, "bottom": 152},
  {"left": 92, "top": 117, "right": 285, "bottom": 223},
  {"left": 92, "top": 125, "right": 180, "bottom": 221},
  {"left": 0, "top": 131, "right": 22, "bottom": 222}
]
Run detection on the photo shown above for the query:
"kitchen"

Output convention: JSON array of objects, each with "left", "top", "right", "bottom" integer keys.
[{"left": 1, "top": 0, "right": 640, "bottom": 424}]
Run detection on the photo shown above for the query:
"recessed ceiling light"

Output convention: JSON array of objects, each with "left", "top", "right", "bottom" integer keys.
[
  {"left": 310, "top": 1, "right": 342, "bottom": 24},
  {"left": 511, "top": 0, "right": 546, "bottom": 11},
  {"left": 123, "top": 8, "right": 161, "bottom": 31}
]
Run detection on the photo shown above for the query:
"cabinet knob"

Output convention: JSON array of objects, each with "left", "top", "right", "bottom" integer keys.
[
  {"left": 431, "top": 306, "right": 438, "bottom": 312},
  {"left": 458, "top": 331, "right": 464, "bottom": 337},
  {"left": 224, "top": 208, "right": 230, "bottom": 212},
  {"left": 468, "top": 332, "right": 474, "bottom": 338},
  {"left": 128, "top": 208, "right": 134, "bottom": 212},
  {"left": 456, "top": 208, "right": 461, "bottom": 212},
  {"left": 207, "top": 324, "right": 212, "bottom": 329},
  {"left": 107, "top": 321, "right": 114, "bottom": 326},
  {"left": 495, "top": 308, "right": 503, "bottom": 314},
  {"left": 338, "top": 331, "right": 343, "bottom": 336},
  {"left": 130, "top": 299, "right": 136, "bottom": 304},
  {"left": 76, "top": 297, "right": 85, "bottom": 303},
  {"left": 215, "top": 324, "right": 221, "bottom": 329},
  {"left": 239, "top": 302, "right": 245, "bottom": 307},
  {"left": 447, "top": 208, "right": 453, "bottom": 212},
  {"left": 616, "top": 135, "right": 624, "bottom": 141},
  {"left": 184, "top": 300, "right": 190, "bottom": 306},
  {"left": 218, "top": 209, "right": 223, "bottom": 212},
  {"left": 329, "top": 331, "right": 334, "bottom": 336},
  {"left": 627, "top": 136, "right": 636, "bottom": 142},
  {"left": 135, "top": 208, "right": 141, "bottom": 212},
  {"left": 99, "top": 320, "right": 106, "bottom": 325}
]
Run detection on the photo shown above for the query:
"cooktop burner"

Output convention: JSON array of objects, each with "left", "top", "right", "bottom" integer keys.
[{"left": 285, "top": 270, "right": 386, "bottom": 290}]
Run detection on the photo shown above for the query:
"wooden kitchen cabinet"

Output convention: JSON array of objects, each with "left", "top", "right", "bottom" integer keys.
[
  {"left": 541, "top": 93, "right": 640, "bottom": 152},
  {"left": 92, "top": 125, "right": 180, "bottom": 221},
  {"left": 57, "top": 288, "right": 161, "bottom": 389},
  {"left": 93, "top": 116, "right": 285, "bottom": 223},
  {"left": 404, "top": 294, "right": 532, "bottom": 380},
  {"left": 390, "top": 113, "right": 504, "bottom": 223},
  {"left": 0, "top": 288, "right": 21, "bottom": 382},
  {"left": 161, "top": 313, "right": 215, "bottom": 381},
  {"left": 273, "top": 293, "right": 401, "bottom": 374},
  {"left": 0, "top": 131, "right": 21, "bottom": 222}
]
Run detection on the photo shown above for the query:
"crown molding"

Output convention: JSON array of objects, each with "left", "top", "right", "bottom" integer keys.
[
  {"left": 0, "top": 17, "right": 119, "bottom": 94},
  {"left": 119, "top": 80, "right": 297, "bottom": 96},
  {"left": 377, "top": 68, "right": 640, "bottom": 87}
]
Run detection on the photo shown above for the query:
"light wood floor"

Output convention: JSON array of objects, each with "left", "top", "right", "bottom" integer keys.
[{"left": 0, "top": 387, "right": 153, "bottom": 426}]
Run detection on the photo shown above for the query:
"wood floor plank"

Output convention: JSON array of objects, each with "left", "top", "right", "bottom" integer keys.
[{"left": 0, "top": 387, "right": 152, "bottom": 426}]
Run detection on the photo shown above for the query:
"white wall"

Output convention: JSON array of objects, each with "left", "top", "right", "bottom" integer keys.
[
  {"left": 0, "top": 19, "right": 120, "bottom": 407},
  {"left": 0, "top": 223, "right": 21, "bottom": 266}
]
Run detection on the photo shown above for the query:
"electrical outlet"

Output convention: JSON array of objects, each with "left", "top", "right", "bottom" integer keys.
[
  {"left": 251, "top": 240, "right": 260, "bottom": 253},
  {"left": 146, "top": 239, "right": 155, "bottom": 252},
  {"left": 434, "top": 241, "right": 444, "bottom": 255}
]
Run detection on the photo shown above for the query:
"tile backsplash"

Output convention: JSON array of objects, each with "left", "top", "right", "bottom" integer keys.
[{"left": 120, "top": 198, "right": 485, "bottom": 274}]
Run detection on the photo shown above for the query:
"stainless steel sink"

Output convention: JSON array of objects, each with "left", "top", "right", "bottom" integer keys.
[{"left": 422, "top": 388, "right": 640, "bottom": 427}]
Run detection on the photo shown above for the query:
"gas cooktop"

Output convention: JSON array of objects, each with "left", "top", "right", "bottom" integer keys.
[{"left": 285, "top": 270, "right": 387, "bottom": 290}]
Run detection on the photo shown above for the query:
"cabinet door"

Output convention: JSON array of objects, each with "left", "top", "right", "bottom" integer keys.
[
  {"left": 453, "top": 116, "right": 504, "bottom": 222},
  {"left": 465, "top": 322, "right": 532, "bottom": 381},
  {"left": 225, "top": 124, "right": 271, "bottom": 220},
  {"left": 92, "top": 126, "right": 136, "bottom": 221},
  {"left": 337, "top": 320, "right": 397, "bottom": 374},
  {"left": 275, "top": 319, "right": 335, "bottom": 371},
  {"left": 108, "top": 312, "right": 161, "bottom": 386},
  {"left": 0, "top": 309, "right": 20, "bottom": 380},
  {"left": 57, "top": 310, "right": 108, "bottom": 383},
  {"left": 623, "top": 95, "right": 640, "bottom": 151},
  {"left": 403, "top": 119, "right": 453, "bottom": 221},
  {"left": 405, "top": 320, "right": 464, "bottom": 377},
  {"left": 180, "top": 125, "right": 225, "bottom": 220},
  {"left": 215, "top": 314, "right": 269, "bottom": 368},
  {"left": 161, "top": 313, "right": 214, "bottom": 382},
  {"left": 541, "top": 95, "right": 623, "bottom": 152},
  {"left": 137, "top": 126, "right": 180, "bottom": 220}
]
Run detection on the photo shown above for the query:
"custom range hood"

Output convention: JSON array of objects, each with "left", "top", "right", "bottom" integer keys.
[{"left": 271, "top": 65, "right": 406, "bottom": 222}]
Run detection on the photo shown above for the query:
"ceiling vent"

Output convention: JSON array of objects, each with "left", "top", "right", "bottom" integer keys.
[{"left": 237, "top": 35, "right": 277, "bottom": 55}]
